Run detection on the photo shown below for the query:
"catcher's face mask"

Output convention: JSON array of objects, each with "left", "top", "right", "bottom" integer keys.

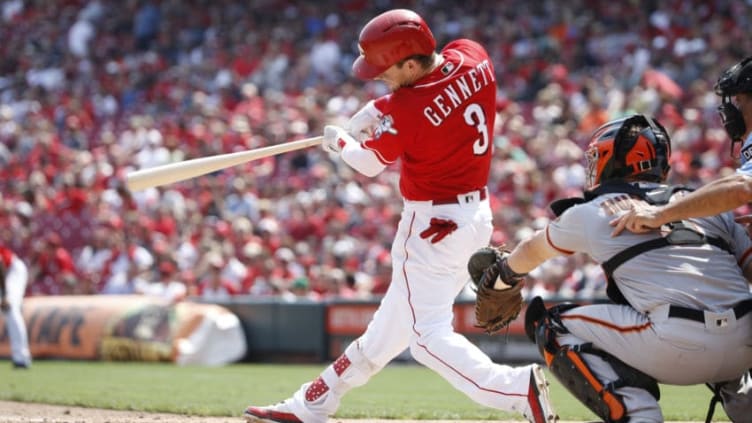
[{"left": 715, "top": 56, "right": 752, "bottom": 161}]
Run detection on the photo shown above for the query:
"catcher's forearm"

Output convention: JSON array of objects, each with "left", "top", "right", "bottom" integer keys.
[{"left": 507, "top": 229, "right": 562, "bottom": 274}]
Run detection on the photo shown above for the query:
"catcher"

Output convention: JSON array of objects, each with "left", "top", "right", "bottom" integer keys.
[{"left": 469, "top": 114, "right": 752, "bottom": 422}]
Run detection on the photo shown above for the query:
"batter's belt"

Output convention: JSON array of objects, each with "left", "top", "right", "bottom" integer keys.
[
  {"left": 430, "top": 187, "right": 487, "bottom": 205},
  {"left": 668, "top": 298, "right": 752, "bottom": 324}
]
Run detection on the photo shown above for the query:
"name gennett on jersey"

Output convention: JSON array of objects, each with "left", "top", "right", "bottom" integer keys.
[{"left": 422, "top": 59, "right": 495, "bottom": 127}]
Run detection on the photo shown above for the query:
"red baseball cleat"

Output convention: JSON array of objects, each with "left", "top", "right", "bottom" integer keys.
[{"left": 243, "top": 401, "right": 302, "bottom": 423}]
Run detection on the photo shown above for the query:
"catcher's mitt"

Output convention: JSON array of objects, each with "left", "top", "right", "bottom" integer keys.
[{"left": 467, "top": 246, "right": 527, "bottom": 334}]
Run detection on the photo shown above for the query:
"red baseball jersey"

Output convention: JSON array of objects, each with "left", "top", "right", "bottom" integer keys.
[{"left": 364, "top": 39, "right": 496, "bottom": 201}]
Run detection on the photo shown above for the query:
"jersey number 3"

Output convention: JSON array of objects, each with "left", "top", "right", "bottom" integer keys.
[{"left": 463, "top": 103, "right": 490, "bottom": 155}]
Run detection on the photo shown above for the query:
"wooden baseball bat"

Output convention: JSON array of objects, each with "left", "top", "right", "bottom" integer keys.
[{"left": 125, "top": 135, "right": 323, "bottom": 191}]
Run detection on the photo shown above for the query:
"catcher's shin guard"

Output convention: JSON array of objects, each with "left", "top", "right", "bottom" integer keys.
[
  {"left": 547, "top": 345, "right": 629, "bottom": 423},
  {"left": 526, "top": 298, "right": 659, "bottom": 423}
]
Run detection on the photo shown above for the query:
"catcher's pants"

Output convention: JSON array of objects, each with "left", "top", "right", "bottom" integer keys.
[
  {"left": 556, "top": 303, "right": 752, "bottom": 422},
  {"left": 287, "top": 197, "right": 536, "bottom": 422},
  {"left": 3, "top": 255, "right": 31, "bottom": 366},
  {"left": 707, "top": 369, "right": 752, "bottom": 422}
]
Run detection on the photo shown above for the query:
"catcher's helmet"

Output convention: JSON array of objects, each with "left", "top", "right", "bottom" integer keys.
[
  {"left": 585, "top": 115, "right": 671, "bottom": 189},
  {"left": 715, "top": 56, "right": 752, "bottom": 149},
  {"left": 352, "top": 9, "right": 436, "bottom": 80}
]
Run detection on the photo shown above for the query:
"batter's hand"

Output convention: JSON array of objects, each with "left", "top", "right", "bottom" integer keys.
[
  {"left": 346, "top": 100, "right": 381, "bottom": 138},
  {"left": 322, "top": 125, "right": 355, "bottom": 154},
  {"left": 610, "top": 204, "right": 663, "bottom": 236}
]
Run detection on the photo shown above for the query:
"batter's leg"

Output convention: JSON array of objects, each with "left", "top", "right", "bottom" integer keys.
[
  {"left": 409, "top": 325, "right": 553, "bottom": 419},
  {"left": 245, "top": 282, "right": 414, "bottom": 423}
]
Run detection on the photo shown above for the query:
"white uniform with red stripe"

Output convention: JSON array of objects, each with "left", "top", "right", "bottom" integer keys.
[
  {"left": 0, "top": 246, "right": 31, "bottom": 367},
  {"left": 284, "top": 39, "right": 540, "bottom": 422},
  {"left": 545, "top": 186, "right": 752, "bottom": 421}
]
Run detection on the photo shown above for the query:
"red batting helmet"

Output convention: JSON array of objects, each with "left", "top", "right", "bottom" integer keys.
[{"left": 352, "top": 9, "right": 436, "bottom": 80}]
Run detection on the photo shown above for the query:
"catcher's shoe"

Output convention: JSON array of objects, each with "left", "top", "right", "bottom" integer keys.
[
  {"left": 243, "top": 401, "right": 302, "bottom": 423},
  {"left": 523, "top": 364, "right": 558, "bottom": 423}
]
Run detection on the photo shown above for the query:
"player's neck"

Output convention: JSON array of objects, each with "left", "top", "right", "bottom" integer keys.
[
  {"left": 404, "top": 54, "right": 443, "bottom": 87},
  {"left": 427, "top": 53, "right": 443, "bottom": 74}
]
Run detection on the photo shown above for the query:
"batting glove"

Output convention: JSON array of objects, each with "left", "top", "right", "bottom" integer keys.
[
  {"left": 322, "top": 125, "right": 356, "bottom": 155},
  {"left": 346, "top": 100, "right": 381, "bottom": 139}
]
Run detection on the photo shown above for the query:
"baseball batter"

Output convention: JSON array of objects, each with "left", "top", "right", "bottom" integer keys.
[
  {"left": 244, "top": 9, "right": 556, "bottom": 423},
  {"left": 0, "top": 245, "right": 31, "bottom": 369},
  {"left": 487, "top": 115, "right": 752, "bottom": 422}
]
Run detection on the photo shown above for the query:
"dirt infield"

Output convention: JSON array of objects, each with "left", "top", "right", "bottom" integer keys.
[
  {"left": 0, "top": 401, "right": 703, "bottom": 423},
  {"left": 0, "top": 401, "right": 544, "bottom": 423}
]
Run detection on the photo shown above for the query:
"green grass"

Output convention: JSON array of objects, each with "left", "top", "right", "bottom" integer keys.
[{"left": 0, "top": 360, "right": 727, "bottom": 421}]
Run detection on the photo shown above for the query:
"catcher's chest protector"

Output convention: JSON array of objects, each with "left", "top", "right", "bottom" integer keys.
[{"left": 550, "top": 182, "right": 732, "bottom": 306}]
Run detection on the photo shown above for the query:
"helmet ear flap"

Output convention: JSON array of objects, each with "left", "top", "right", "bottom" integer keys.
[
  {"left": 613, "top": 115, "right": 643, "bottom": 164},
  {"left": 645, "top": 116, "right": 672, "bottom": 175},
  {"left": 718, "top": 96, "right": 747, "bottom": 142},
  {"left": 607, "top": 114, "right": 671, "bottom": 182}
]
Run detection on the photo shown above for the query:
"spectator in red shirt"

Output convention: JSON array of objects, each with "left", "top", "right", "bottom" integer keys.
[{"left": 27, "top": 232, "right": 78, "bottom": 295}]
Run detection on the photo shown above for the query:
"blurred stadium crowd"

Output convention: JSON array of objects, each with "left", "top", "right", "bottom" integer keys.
[{"left": 1, "top": 0, "right": 751, "bottom": 302}]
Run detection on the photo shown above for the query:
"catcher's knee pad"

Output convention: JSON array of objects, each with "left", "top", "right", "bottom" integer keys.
[{"left": 524, "top": 296, "right": 579, "bottom": 362}]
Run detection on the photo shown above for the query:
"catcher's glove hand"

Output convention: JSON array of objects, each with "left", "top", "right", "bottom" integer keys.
[{"left": 468, "top": 246, "right": 527, "bottom": 334}]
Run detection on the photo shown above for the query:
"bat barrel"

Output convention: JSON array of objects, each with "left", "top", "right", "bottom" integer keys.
[{"left": 125, "top": 136, "right": 323, "bottom": 191}]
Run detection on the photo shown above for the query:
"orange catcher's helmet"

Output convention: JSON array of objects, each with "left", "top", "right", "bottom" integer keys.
[
  {"left": 352, "top": 9, "right": 436, "bottom": 80},
  {"left": 585, "top": 114, "right": 672, "bottom": 189}
]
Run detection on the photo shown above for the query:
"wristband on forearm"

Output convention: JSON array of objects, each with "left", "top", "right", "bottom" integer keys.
[{"left": 497, "top": 257, "right": 528, "bottom": 286}]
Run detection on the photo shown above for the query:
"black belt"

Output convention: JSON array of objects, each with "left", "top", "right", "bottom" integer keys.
[
  {"left": 668, "top": 299, "right": 752, "bottom": 323},
  {"left": 431, "top": 188, "right": 487, "bottom": 205}
]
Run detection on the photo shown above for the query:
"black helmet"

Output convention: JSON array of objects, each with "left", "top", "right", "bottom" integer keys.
[
  {"left": 715, "top": 56, "right": 752, "bottom": 144},
  {"left": 585, "top": 115, "right": 671, "bottom": 189},
  {"left": 715, "top": 56, "right": 752, "bottom": 97}
]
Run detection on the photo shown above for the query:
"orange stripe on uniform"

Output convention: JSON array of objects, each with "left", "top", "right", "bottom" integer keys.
[
  {"left": 545, "top": 226, "right": 575, "bottom": 255},
  {"left": 561, "top": 314, "right": 652, "bottom": 333}
]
